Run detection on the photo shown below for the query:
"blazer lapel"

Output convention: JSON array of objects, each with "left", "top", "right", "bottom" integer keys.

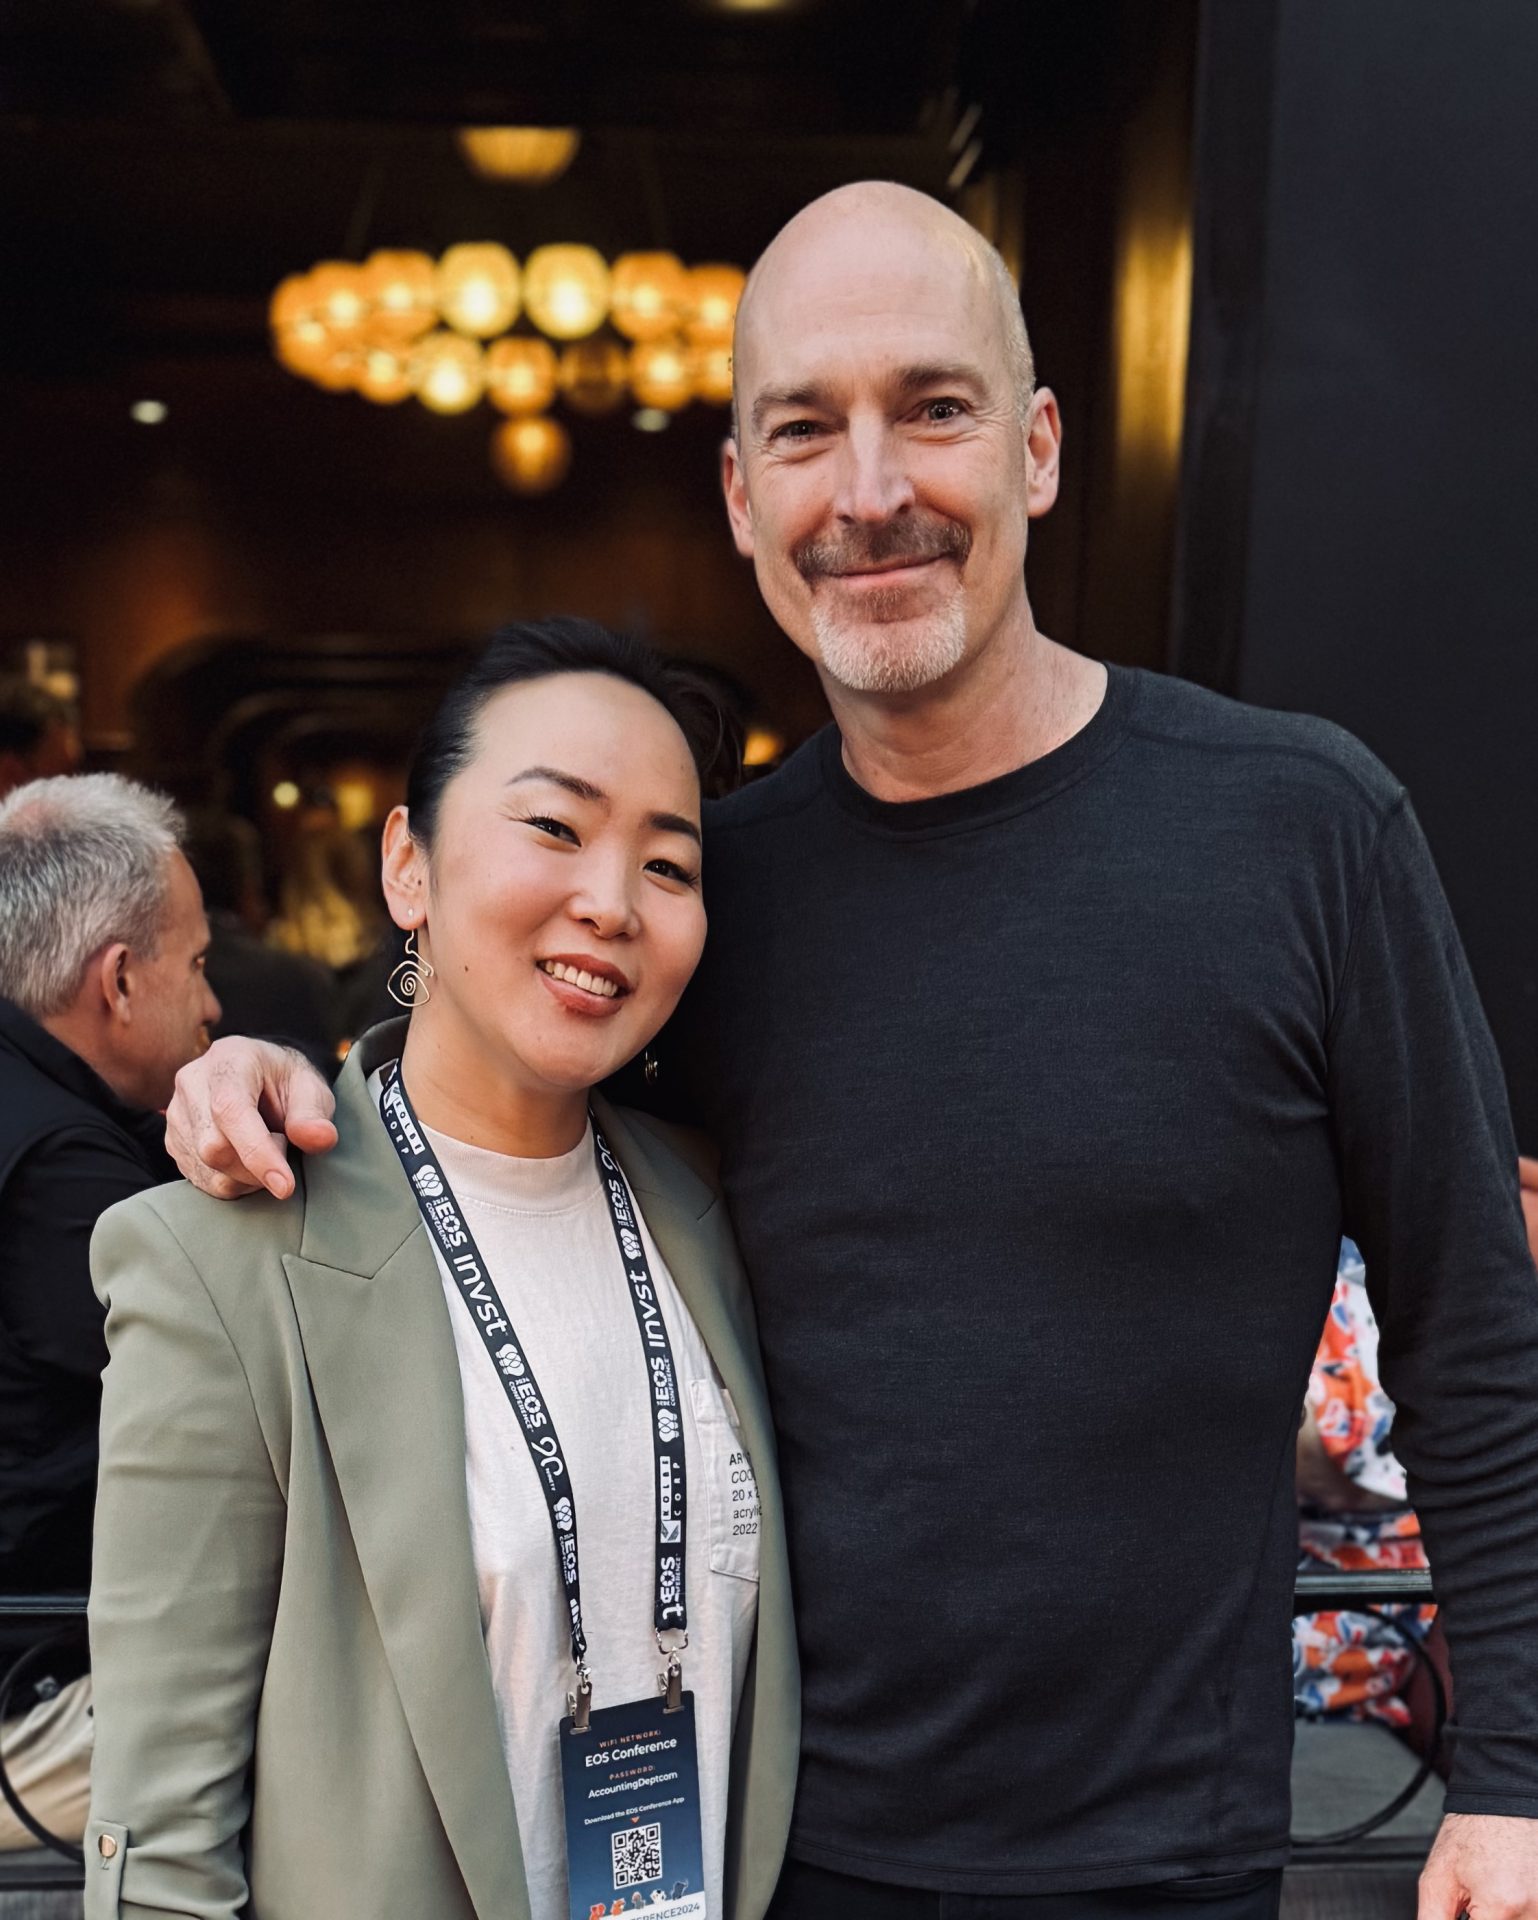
[
  {"left": 592, "top": 1100, "right": 801, "bottom": 1919},
  {"left": 285, "top": 1023, "right": 528, "bottom": 1920}
]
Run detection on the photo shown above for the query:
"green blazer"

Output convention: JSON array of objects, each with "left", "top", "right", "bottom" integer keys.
[{"left": 85, "top": 1018, "right": 799, "bottom": 1920}]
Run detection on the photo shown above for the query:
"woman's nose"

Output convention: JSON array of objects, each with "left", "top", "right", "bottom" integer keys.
[{"left": 569, "top": 855, "right": 640, "bottom": 939}]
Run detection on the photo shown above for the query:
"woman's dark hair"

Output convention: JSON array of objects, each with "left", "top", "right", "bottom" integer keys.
[{"left": 405, "top": 618, "right": 738, "bottom": 849}]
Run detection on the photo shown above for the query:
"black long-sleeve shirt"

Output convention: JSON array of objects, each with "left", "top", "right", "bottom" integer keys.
[
  {"left": 666, "top": 663, "right": 1538, "bottom": 1894},
  {"left": 0, "top": 997, "right": 171, "bottom": 1591}
]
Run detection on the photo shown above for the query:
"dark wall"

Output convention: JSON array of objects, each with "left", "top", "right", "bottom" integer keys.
[{"left": 1176, "top": 0, "right": 1538, "bottom": 1143}]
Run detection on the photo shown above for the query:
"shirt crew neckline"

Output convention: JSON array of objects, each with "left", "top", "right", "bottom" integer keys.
[
  {"left": 424, "top": 1118, "right": 599, "bottom": 1216},
  {"left": 362, "top": 1064, "right": 598, "bottom": 1216},
  {"left": 817, "top": 660, "right": 1136, "bottom": 837}
]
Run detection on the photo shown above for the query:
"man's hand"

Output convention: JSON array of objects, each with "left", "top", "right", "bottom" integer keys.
[
  {"left": 1519, "top": 1156, "right": 1538, "bottom": 1268},
  {"left": 1420, "top": 1811, "right": 1538, "bottom": 1917},
  {"left": 166, "top": 1038, "right": 338, "bottom": 1200}
]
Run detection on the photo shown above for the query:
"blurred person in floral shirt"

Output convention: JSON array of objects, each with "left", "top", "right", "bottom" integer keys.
[
  {"left": 1297, "top": 1187, "right": 1538, "bottom": 1753},
  {"left": 1294, "top": 1240, "right": 1439, "bottom": 1735}
]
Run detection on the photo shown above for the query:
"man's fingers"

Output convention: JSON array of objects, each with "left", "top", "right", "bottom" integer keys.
[
  {"left": 208, "top": 1090, "right": 297, "bottom": 1197},
  {"left": 278, "top": 1067, "right": 338, "bottom": 1153},
  {"left": 166, "top": 1040, "right": 332, "bottom": 1197},
  {"left": 286, "top": 1114, "right": 340, "bottom": 1152},
  {"left": 183, "top": 1162, "right": 269, "bottom": 1202}
]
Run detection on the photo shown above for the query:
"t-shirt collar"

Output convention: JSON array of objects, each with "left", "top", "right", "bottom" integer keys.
[{"left": 818, "top": 660, "right": 1136, "bottom": 836}]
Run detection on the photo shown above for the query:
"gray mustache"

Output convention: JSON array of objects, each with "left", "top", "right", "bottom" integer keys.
[{"left": 794, "top": 518, "right": 971, "bottom": 582}]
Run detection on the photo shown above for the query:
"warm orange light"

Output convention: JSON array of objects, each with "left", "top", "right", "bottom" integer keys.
[
  {"left": 308, "top": 262, "right": 369, "bottom": 345},
  {"left": 274, "top": 315, "right": 335, "bottom": 379},
  {"left": 491, "top": 415, "right": 573, "bottom": 493},
  {"left": 486, "top": 337, "right": 558, "bottom": 415},
  {"left": 437, "top": 243, "right": 521, "bottom": 338},
  {"left": 412, "top": 332, "right": 487, "bottom": 414},
  {"left": 523, "top": 245, "right": 610, "bottom": 340},
  {"left": 743, "top": 726, "right": 786, "bottom": 768},
  {"left": 629, "top": 338, "right": 694, "bottom": 411},
  {"left": 357, "top": 346, "right": 415, "bottom": 405},
  {"left": 360, "top": 250, "right": 438, "bottom": 344},
  {"left": 693, "top": 342, "right": 734, "bottom": 406},
  {"left": 609, "top": 252, "right": 688, "bottom": 343},
  {"left": 684, "top": 264, "right": 746, "bottom": 344},
  {"left": 310, "top": 346, "right": 363, "bottom": 393},
  {"left": 558, "top": 338, "right": 630, "bottom": 415},
  {"left": 457, "top": 127, "right": 581, "bottom": 185},
  {"left": 269, "top": 273, "right": 318, "bottom": 333},
  {"left": 1114, "top": 219, "right": 1193, "bottom": 475}
]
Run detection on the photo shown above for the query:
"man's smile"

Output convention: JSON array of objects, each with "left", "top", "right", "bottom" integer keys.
[{"left": 824, "top": 555, "right": 949, "bottom": 589}]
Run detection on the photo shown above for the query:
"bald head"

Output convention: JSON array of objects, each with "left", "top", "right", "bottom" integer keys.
[
  {"left": 720, "top": 179, "right": 1061, "bottom": 707},
  {"left": 733, "top": 181, "right": 1035, "bottom": 437}
]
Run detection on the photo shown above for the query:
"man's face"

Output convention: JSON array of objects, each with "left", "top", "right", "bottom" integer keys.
[
  {"left": 724, "top": 214, "right": 1057, "bottom": 699},
  {"left": 116, "top": 851, "right": 220, "bottom": 1110}
]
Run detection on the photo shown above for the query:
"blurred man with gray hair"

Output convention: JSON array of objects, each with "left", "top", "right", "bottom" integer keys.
[{"left": 0, "top": 772, "right": 218, "bottom": 1849}]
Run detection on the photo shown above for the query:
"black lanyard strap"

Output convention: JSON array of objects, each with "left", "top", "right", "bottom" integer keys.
[{"left": 378, "top": 1061, "right": 688, "bottom": 1701}]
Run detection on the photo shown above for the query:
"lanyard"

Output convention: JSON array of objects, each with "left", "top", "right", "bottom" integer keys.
[{"left": 378, "top": 1060, "right": 689, "bottom": 1724}]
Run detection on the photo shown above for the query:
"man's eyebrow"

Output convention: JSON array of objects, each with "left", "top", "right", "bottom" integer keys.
[
  {"left": 750, "top": 383, "right": 832, "bottom": 433},
  {"left": 892, "top": 360, "right": 989, "bottom": 398},
  {"left": 505, "top": 766, "right": 608, "bottom": 804}
]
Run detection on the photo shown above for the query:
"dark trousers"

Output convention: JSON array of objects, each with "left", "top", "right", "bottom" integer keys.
[{"left": 767, "top": 1860, "right": 1284, "bottom": 1920}]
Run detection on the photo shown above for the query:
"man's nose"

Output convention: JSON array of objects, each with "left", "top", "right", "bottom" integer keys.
[
  {"left": 832, "top": 419, "right": 916, "bottom": 524},
  {"left": 203, "top": 983, "right": 223, "bottom": 1028}
]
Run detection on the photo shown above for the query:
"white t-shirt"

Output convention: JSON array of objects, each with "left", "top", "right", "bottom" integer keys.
[{"left": 369, "top": 1077, "right": 761, "bottom": 1920}]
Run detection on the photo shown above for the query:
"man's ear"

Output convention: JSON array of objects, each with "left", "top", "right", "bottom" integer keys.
[
  {"left": 721, "top": 437, "right": 756, "bottom": 561},
  {"left": 1025, "top": 387, "right": 1063, "bottom": 519},
  {"left": 95, "top": 943, "right": 134, "bottom": 1028}
]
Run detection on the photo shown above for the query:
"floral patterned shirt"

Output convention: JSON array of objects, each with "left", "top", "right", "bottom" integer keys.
[{"left": 1294, "top": 1240, "right": 1435, "bottom": 1725}]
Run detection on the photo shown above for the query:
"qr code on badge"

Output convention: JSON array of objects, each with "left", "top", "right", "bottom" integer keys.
[{"left": 611, "top": 1821, "right": 663, "bottom": 1890}]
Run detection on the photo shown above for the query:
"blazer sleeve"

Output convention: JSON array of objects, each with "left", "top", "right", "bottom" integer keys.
[{"left": 85, "top": 1197, "right": 286, "bottom": 1920}]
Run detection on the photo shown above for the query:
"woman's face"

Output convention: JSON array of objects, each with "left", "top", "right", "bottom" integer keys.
[{"left": 386, "top": 671, "right": 706, "bottom": 1099}]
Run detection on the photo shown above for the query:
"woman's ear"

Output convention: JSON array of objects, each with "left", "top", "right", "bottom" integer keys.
[{"left": 380, "top": 806, "right": 428, "bottom": 933}]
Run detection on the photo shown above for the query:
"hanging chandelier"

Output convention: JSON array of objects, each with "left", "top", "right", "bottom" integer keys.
[{"left": 269, "top": 246, "right": 746, "bottom": 494}]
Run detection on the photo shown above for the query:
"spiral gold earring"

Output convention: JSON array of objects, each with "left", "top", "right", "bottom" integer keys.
[{"left": 387, "top": 927, "right": 434, "bottom": 1007}]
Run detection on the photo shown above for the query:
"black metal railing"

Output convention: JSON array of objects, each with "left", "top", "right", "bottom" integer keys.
[
  {"left": 1291, "top": 1566, "right": 1441, "bottom": 1850},
  {"left": 0, "top": 1595, "right": 88, "bottom": 1879},
  {"left": 0, "top": 1574, "right": 1444, "bottom": 1882}
]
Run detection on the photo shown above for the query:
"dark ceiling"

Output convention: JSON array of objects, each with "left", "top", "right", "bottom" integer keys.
[
  {"left": 0, "top": 0, "right": 1184, "bottom": 759},
  {"left": 0, "top": 0, "right": 1160, "bottom": 371}
]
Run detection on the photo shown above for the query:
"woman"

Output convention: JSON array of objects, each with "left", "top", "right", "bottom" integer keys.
[{"left": 84, "top": 622, "right": 798, "bottom": 1920}]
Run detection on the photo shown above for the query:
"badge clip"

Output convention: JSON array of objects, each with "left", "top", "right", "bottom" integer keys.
[
  {"left": 657, "top": 1630, "right": 687, "bottom": 1714},
  {"left": 567, "top": 1666, "right": 593, "bottom": 1734}
]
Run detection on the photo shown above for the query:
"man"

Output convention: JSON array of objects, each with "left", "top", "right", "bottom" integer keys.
[
  {"left": 182, "top": 807, "right": 341, "bottom": 1061},
  {"left": 0, "top": 680, "right": 81, "bottom": 801},
  {"left": 167, "top": 184, "right": 1538, "bottom": 1918},
  {"left": 0, "top": 772, "right": 219, "bottom": 1847}
]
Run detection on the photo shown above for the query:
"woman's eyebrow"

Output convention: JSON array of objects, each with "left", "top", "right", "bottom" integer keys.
[
  {"left": 506, "top": 767, "right": 700, "bottom": 844},
  {"left": 652, "top": 811, "right": 701, "bottom": 847},
  {"left": 505, "top": 766, "right": 607, "bottom": 803}
]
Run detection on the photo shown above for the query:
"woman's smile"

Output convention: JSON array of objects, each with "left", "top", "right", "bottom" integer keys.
[{"left": 536, "top": 954, "right": 633, "bottom": 1016}]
